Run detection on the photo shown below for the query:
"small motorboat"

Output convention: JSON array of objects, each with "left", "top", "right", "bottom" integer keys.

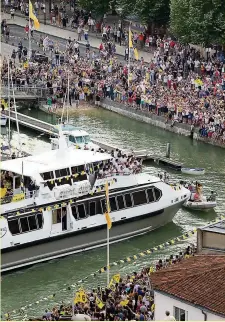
[
  {"left": 183, "top": 200, "right": 217, "bottom": 211},
  {"left": 181, "top": 168, "right": 205, "bottom": 175}
]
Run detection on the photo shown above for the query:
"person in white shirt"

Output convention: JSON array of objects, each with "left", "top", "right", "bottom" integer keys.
[{"left": 164, "top": 311, "right": 176, "bottom": 321}]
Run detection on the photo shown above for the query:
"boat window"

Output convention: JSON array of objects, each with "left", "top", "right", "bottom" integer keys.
[
  {"left": 83, "top": 135, "right": 90, "bottom": 143},
  {"left": 15, "top": 176, "right": 21, "bottom": 189},
  {"left": 8, "top": 219, "right": 20, "bottom": 235},
  {"left": 89, "top": 201, "right": 96, "bottom": 216},
  {"left": 20, "top": 217, "right": 29, "bottom": 233},
  {"left": 147, "top": 189, "right": 154, "bottom": 203},
  {"left": 101, "top": 199, "right": 106, "bottom": 214},
  {"left": 55, "top": 168, "right": 70, "bottom": 178},
  {"left": 46, "top": 180, "right": 55, "bottom": 191},
  {"left": 41, "top": 171, "right": 54, "bottom": 180},
  {"left": 125, "top": 193, "right": 132, "bottom": 208},
  {"left": 77, "top": 165, "right": 85, "bottom": 173},
  {"left": 71, "top": 166, "right": 78, "bottom": 174},
  {"left": 37, "top": 213, "right": 43, "bottom": 229},
  {"left": 69, "top": 135, "right": 76, "bottom": 143},
  {"left": 77, "top": 204, "right": 86, "bottom": 219},
  {"left": 28, "top": 215, "right": 38, "bottom": 230},
  {"left": 154, "top": 187, "right": 162, "bottom": 201},
  {"left": 71, "top": 205, "right": 78, "bottom": 220},
  {"left": 76, "top": 136, "right": 83, "bottom": 144},
  {"left": 132, "top": 190, "right": 147, "bottom": 206},
  {"left": 116, "top": 195, "right": 125, "bottom": 210},
  {"left": 109, "top": 196, "right": 117, "bottom": 212},
  {"left": 52, "top": 209, "right": 61, "bottom": 224}
]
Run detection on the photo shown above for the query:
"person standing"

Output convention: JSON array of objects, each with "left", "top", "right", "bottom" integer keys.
[{"left": 164, "top": 311, "right": 176, "bottom": 321}]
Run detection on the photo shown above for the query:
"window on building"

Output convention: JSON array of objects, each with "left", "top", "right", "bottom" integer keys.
[
  {"left": 55, "top": 168, "right": 70, "bottom": 178},
  {"left": 71, "top": 166, "right": 78, "bottom": 175},
  {"left": 154, "top": 187, "right": 162, "bottom": 201},
  {"left": 71, "top": 205, "right": 78, "bottom": 220},
  {"left": 8, "top": 219, "right": 20, "bottom": 235},
  {"left": 174, "top": 307, "right": 188, "bottom": 321},
  {"left": 125, "top": 193, "right": 132, "bottom": 208},
  {"left": 116, "top": 195, "right": 125, "bottom": 210},
  {"left": 89, "top": 201, "right": 96, "bottom": 216},
  {"left": 109, "top": 196, "right": 117, "bottom": 212},
  {"left": 41, "top": 171, "right": 54, "bottom": 180},
  {"left": 28, "top": 215, "right": 38, "bottom": 230},
  {"left": 20, "top": 217, "right": 29, "bottom": 233},
  {"left": 77, "top": 204, "right": 86, "bottom": 219},
  {"left": 77, "top": 165, "right": 85, "bottom": 173},
  {"left": 132, "top": 190, "right": 147, "bottom": 206},
  {"left": 147, "top": 188, "right": 155, "bottom": 203}
]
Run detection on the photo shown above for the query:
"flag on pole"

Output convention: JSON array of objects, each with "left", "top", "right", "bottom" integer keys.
[
  {"left": 104, "top": 181, "right": 112, "bottom": 229},
  {"left": 112, "top": 273, "right": 120, "bottom": 283},
  {"left": 29, "top": 1, "right": 40, "bottom": 29},
  {"left": 95, "top": 296, "right": 105, "bottom": 309},
  {"left": 129, "top": 27, "right": 133, "bottom": 48},
  {"left": 128, "top": 27, "right": 139, "bottom": 60}
]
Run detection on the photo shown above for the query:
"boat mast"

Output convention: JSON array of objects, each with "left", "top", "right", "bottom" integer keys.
[
  {"left": 9, "top": 63, "right": 22, "bottom": 155},
  {"left": 7, "top": 57, "right": 12, "bottom": 156},
  {"left": 66, "top": 71, "right": 69, "bottom": 124}
]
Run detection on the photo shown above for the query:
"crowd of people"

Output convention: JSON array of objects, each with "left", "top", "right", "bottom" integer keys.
[
  {"left": 24, "top": 245, "right": 195, "bottom": 321},
  {"left": 97, "top": 149, "right": 143, "bottom": 177},
  {"left": 1, "top": 4, "right": 225, "bottom": 145}
]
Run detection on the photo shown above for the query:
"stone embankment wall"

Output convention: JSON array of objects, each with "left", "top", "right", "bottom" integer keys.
[{"left": 100, "top": 99, "right": 225, "bottom": 149}]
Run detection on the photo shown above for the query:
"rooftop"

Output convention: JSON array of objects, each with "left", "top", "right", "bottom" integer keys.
[
  {"left": 200, "top": 220, "right": 225, "bottom": 235},
  {"left": 151, "top": 255, "right": 225, "bottom": 317},
  {"left": 1, "top": 147, "right": 111, "bottom": 178}
]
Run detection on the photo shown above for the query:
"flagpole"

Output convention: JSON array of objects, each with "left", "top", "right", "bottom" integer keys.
[
  {"left": 107, "top": 225, "right": 109, "bottom": 285},
  {"left": 28, "top": 3, "right": 31, "bottom": 59}
]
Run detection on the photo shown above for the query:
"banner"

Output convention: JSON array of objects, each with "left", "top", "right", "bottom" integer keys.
[
  {"left": 74, "top": 290, "right": 87, "bottom": 304},
  {"left": 112, "top": 273, "right": 120, "bottom": 283},
  {"left": 95, "top": 296, "right": 104, "bottom": 309}
]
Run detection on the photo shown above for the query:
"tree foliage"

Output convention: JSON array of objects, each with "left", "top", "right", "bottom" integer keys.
[
  {"left": 170, "top": 0, "right": 225, "bottom": 45},
  {"left": 77, "top": 0, "right": 111, "bottom": 18},
  {"left": 119, "top": 0, "right": 170, "bottom": 26}
]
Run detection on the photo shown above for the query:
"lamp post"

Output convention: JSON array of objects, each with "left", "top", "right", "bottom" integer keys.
[{"left": 44, "top": 0, "right": 46, "bottom": 25}]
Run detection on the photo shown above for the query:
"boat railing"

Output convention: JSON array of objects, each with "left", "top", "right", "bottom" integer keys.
[
  {"left": 0, "top": 190, "right": 36, "bottom": 205},
  {"left": 98, "top": 169, "right": 142, "bottom": 178}
]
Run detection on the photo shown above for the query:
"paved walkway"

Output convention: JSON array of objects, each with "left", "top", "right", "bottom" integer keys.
[{"left": 2, "top": 13, "right": 153, "bottom": 62}]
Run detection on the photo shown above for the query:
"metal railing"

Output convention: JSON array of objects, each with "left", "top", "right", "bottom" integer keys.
[{"left": 1, "top": 86, "right": 51, "bottom": 99}]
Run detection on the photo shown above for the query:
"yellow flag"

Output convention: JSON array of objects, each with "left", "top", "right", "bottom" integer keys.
[
  {"left": 134, "top": 48, "right": 139, "bottom": 60},
  {"left": 120, "top": 299, "right": 129, "bottom": 306},
  {"left": 29, "top": 1, "right": 40, "bottom": 29},
  {"left": 149, "top": 266, "right": 154, "bottom": 275},
  {"left": 104, "top": 181, "right": 112, "bottom": 229},
  {"left": 108, "top": 278, "right": 116, "bottom": 290},
  {"left": 96, "top": 296, "right": 104, "bottom": 309},
  {"left": 112, "top": 273, "right": 120, "bottom": 283},
  {"left": 74, "top": 291, "right": 87, "bottom": 304},
  {"left": 129, "top": 27, "right": 133, "bottom": 48}
]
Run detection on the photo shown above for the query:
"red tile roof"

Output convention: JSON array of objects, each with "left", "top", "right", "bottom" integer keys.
[{"left": 151, "top": 255, "right": 225, "bottom": 317}]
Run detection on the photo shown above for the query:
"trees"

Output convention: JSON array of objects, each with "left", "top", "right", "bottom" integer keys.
[
  {"left": 119, "top": 0, "right": 170, "bottom": 28},
  {"left": 170, "top": 0, "right": 225, "bottom": 45},
  {"left": 77, "top": 0, "right": 111, "bottom": 18}
]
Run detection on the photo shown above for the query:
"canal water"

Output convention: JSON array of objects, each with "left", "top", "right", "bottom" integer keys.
[{"left": 1, "top": 107, "right": 225, "bottom": 318}]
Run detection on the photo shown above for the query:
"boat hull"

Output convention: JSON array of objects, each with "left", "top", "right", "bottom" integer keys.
[
  {"left": 183, "top": 201, "right": 216, "bottom": 211},
  {"left": 1, "top": 201, "right": 183, "bottom": 273},
  {"left": 181, "top": 168, "right": 205, "bottom": 175}
]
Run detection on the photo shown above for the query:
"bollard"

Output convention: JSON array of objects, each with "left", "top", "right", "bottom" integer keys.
[{"left": 166, "top": 143, "right": 171, "bottom": 158}]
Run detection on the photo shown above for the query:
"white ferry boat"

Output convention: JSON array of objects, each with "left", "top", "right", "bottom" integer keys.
[
  {"left": 0, "top": 133, "right": 190, "bottom": 273},
  {"left": 51, "top": 124, "right": 100, "bottom": 151}
]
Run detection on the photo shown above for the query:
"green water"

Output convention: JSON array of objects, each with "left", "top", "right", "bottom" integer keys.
[{"left": 1, "top": 107, "right": 225, "bottom": 319}]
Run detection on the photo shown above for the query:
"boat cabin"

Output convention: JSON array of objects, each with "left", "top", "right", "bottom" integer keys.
[
  {"left": 0, "top": 147, "right": 111, "bottom": 210},
  {"left": 51, "top": 124, "right": 99, "bottom": 151}
]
